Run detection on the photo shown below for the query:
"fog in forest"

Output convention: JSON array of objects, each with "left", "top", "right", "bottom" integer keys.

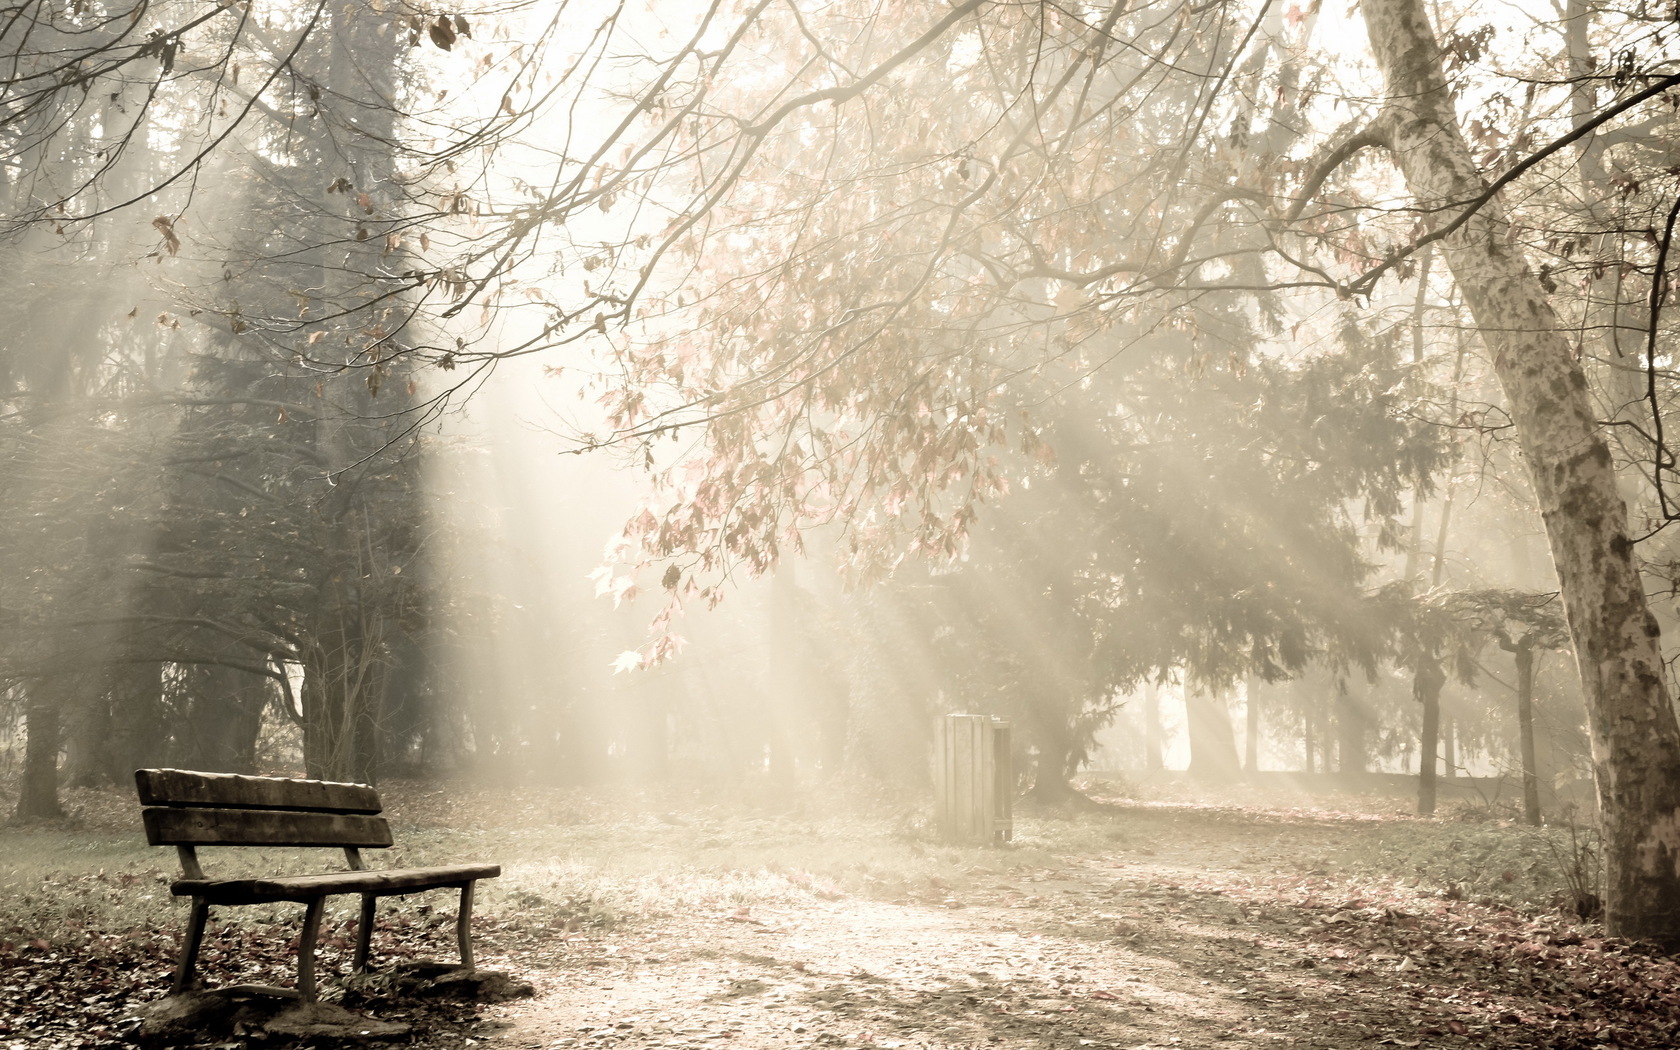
[{"left": 6, "top": 0, "right": 1680, "bottom": 924}]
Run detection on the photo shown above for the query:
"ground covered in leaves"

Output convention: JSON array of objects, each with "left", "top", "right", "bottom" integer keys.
[{"left": 4, "top": 775, "right": 1678, "bottom": 1049}]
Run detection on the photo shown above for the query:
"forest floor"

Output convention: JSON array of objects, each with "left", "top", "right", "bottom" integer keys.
[{"left": 5, "top": 774, "right": 1680, "bottom": 1050}]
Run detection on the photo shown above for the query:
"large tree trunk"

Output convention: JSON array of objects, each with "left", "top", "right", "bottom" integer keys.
[
  {"left": 15, "top": 687, "right": 64, "bottom": 821},
  {"left": 172, "top": 665, "right": 268, "bottom": 774},
  {"left": 1362, "top": 0, "right": 1680, "bottom": 944},
  {"left": 108, "top": 662, "right": 167, "bottom": 779},
  {"left": 1027, "top": 701, "right": 1081, "bottom": 800},
  {"left": 62, "top": 687, "right": 113, "bottom": 789}
]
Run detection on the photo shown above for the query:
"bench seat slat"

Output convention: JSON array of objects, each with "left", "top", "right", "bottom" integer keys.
[
  {"left": 172, "top": 864, "right": 502, "bottom": 904},
  {"left": 136, "top": 769, "right": 382, "bottom": 813},
  {"left": 142, "top": 807, "right": 395, "bottom": 848}
]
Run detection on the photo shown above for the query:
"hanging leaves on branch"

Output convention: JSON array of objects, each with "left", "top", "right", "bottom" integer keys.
[
  {"left": 151, "top": 215, "right": 180, "bottom": 256},
  {"left": 427, "top": 14, "right": 471, "bottom": 50}
]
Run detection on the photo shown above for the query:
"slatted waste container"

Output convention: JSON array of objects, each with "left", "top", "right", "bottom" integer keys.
[{"left": 934, "top": 714, "right": 1013, "bottom": 844}]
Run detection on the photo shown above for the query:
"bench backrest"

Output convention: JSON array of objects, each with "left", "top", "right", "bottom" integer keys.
[{"left": 136, "top": 769, "right": 394, "bottom": 853}]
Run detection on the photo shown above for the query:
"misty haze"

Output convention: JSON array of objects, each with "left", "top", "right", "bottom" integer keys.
[{"left": 6, "top": 0, "right": 1680, "bottom": 1047}]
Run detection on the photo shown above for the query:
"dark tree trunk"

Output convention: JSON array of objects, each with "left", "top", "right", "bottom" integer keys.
[
  {"left": 1028, "top": 703, "right": 1081, "bottom": 799},
  {"left": 1515, "top": 642, "right": 1543, "bottom": 826},
  {"left": 63, "top": 662, "right": 169, "bottom": 787},
  {"left": 16, "top": 690, "right": 64, "bottom": 821},
  {"left": 352, "top": 625, "right": 386, "bottom": 786},
  {"left": 107, "top": 662, "right": 167, "bottom": 780},
  {"left": 302, "top": 645, "right": 336, "bottom": 782},
  {"left": 172, "top": 664, "right": 268, "bottom": 773},
  {"left": 1415, "top": 657, "right": 1445, "bottom": 816},
  {"left": 62, "top": 688, "right": 112, "bottom": 788}
]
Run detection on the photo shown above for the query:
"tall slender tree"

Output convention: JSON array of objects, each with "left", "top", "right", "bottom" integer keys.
[{"left": 1342, "top": 0, "right": 1680, "bottom": 943}]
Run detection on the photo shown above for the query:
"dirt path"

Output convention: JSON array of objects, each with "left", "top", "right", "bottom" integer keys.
[
  {"left": 482, "top": 877, "right": 1265, "bottom": 1050},
  {"left": 470, "top": 807, "right": 1479, "bottom": 1050},
  {"left": 457, "top": 799, "right": 1680, "bottom": 1050}
]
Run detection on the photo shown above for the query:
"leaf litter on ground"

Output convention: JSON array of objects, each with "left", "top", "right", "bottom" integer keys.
[{"left": 4, "top": 776, "right": 1680, "bottom": 1049}]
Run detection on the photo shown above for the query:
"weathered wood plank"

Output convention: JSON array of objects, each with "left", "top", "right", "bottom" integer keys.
[
  {"left": 141, "top": 806, "right": 395, "bottom": 848},
  {"left": 172, "top": 864, "right": 502, "bottom": 903},
  {"left": 934, "top": 714, "right": 1013, "bottom": 844},
  {"left": 135, "top": 769, "right": 382, "bottom": 813},
  {"left": 991, "top": 722, "right": 1014, "bottom": 842},
  {"left": 137, "top": 768, "right": 499, "bottom": 1000}
]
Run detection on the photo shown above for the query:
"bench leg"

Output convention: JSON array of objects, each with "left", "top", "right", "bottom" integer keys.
[
  {"left": 297, "top": 897, "right": 326, "bottom": 1002},
  {"left": 456, "top": 881, "right": 476, "bottom": 970},
  {"left": 354, "top": 894, "right": 377, "bottom": 972},
  {"left": 171, "top": 897, "right": 210, "bottom": 995}
]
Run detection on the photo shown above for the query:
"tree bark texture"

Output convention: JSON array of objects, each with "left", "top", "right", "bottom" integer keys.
[
  {"left": 1515, "top": 642, "right": 1543, "bottom": 827},
  {"left": 1414, "top": 657, "right": 1444, "bottom": 817},
  {"left": 173, "top": 664, "right": 268, "bottom": 773},
  {"left": 1362, "top": 0, "right": 1680, "bottom": 943},
  {"left": 1027, "top": 701, "right": 1080, "bottom": 799},
  {"left": 62, "top": 686, "right": 113, "bottom": 788},
  {"left": 303, "top": 619, "right": 387, "bottom": 784},
  {"left": 16, "top": 691, "right": 64, "bottom": 821}
]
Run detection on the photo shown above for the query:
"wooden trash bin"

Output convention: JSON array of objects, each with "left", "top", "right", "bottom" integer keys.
[{"left": 934, "top": 714, "right": 1013, "bottom": 844}]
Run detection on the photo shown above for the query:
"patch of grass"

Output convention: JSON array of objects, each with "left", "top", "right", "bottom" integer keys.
[
  {"left": 0, "top": 833, "right": 163, "bottom": 943},
  {"left": 1336, "top": 817, "right": 1599, "bottom": 914},
  {"left": 0, "top": 784, "right": 1071, "bottom": 958}
]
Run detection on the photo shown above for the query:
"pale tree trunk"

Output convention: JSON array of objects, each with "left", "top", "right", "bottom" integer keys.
[{"left": 1362, "top": 0, "right": 1680, "bottom": 944}]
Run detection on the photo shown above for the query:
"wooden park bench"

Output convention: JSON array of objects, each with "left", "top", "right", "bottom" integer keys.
[{"left": 136, "top": 768, "right": 501, "bottom": 1001}]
